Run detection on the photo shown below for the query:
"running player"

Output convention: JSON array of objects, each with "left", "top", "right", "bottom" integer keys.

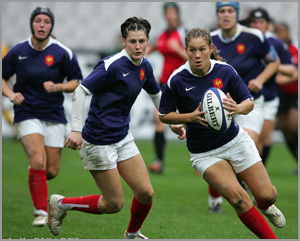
[
  {"left": 244, "top": 8, "right": 297, "bottom": 165},
  {"left": 207, "top": 2, "right": 280, "bottom": 213},
  {"left": 146, "top": 2, "right": 188, "bottom": 174},
  {"left": 2, "top": 6, "right": 83, "bottom": 227},
  {"left": 275, "top": 22, "right": 298, "bottom": 174},
  {"left": 48, "top": 17, "right": 185, "bottom": 239},
  {"left": 159, "top": 27, "right": 285, "bottom": 239}
]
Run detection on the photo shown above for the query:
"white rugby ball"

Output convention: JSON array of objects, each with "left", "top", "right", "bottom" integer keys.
[{"left": 201, "top": 87, "right": 232, "bottom": 132}]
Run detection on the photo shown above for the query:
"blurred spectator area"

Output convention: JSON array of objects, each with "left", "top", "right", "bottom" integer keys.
[
  {"left": 2, "top": 2, "right": 297, "bottom": 141},
  {"left": 3, "top": 2, "right": 298, "bottom": 54}
]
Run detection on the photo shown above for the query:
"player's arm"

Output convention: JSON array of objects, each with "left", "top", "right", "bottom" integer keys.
[
  {"left": 43, "top": 79, "right": 80, "bottom": 93},
  {"left": 248, "top": 46, "right": 280, "bottom": 92},
  {"left": 2, "top": 79, "right": 24, "bottom": 105},
  {"left": 159, "top": 103, "right": 208, "bottom": 127},
  {"left": 64, "top": 84, "right": 88, "bottom": 150},
  {"left": 223, "top": 93, "right": 254, "bottom": 116}
]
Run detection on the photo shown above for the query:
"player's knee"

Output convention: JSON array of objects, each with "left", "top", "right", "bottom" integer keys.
[
  {"left": 105, "top": 199, "right": 125, "bottom": 214},
  {"left": 136, "top": 188, "right": 154, "bottom": 204},
  {"left": 256, "top": 186, "right": 277, "bottom": 207},
  {"left": 225, "top": 188, "right": 251, "bottom": 213},
  {"left": 31, "top": 156, "right": 46, "bottom": 170},
  {"left": 46, "top": 169, "right": 59, "bottom": 180}
]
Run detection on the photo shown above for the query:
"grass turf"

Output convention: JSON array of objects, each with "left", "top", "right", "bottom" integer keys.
[{"left": 2, "top": 138, "right": 298, "bottom": 239}]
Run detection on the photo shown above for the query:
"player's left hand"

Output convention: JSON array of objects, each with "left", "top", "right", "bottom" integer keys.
[
  {"left": 169, "top": 124, "right": 186, "bottom": 140},
  {"left": 44, "top": 81, "right": 59, "bottom": 92},
  {"left": 247, "top": 78, "right": 263, "bottom": 92},
  {"left": 222, "top": 93, "right": 238, "bottom": 115}
]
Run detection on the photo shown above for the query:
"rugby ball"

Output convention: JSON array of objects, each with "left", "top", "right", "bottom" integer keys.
[{"left": 201, "top": 87, "right": 232, "bottom": 132}]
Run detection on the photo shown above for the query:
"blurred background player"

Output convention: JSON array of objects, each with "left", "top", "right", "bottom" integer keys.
[
  {"left": 146, "top": 2, "right": 188, "bottom": 174},
  {"left": 241, "top": 8, "right": 297, "bottom": 166},
  {"left": 48, "top": 17, "right": 185, "bottom": 239},
  {"left": 159, "top": 27, "right": 285, "bottom": 239},
  {"left": 2, "top": 41, "right": 16, "bottom": 135},
  {"left": 207, "top": 2, "right": 280, "bottom": 213},
  {"left": 2, "top": 6, "right": 83, "bottom": 227},
  {"left": 275, "top": 22, "right": 298, "bottom": 174}
]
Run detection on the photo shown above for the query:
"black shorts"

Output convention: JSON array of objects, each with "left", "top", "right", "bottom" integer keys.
[{"left": 277, "top": 89, "right": 298, "bottom": 114}]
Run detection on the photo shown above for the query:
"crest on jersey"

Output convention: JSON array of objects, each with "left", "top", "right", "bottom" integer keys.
[
  {"left": 236, "top": 44, "right": 246, "bottom": 54},
  {"left": 140, "top": 69, "right": 145, "bottom": 81},
  {"left": 213, "top": 78, "right": 223, "bottom": 89},
  {"left": 45, "top": 55, "right": 54, "bottom": 66}
]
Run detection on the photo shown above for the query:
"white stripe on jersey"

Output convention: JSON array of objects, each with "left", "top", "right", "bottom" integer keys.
[
  {"left": 53, "top": 38, "right": 74, "bottom": 60},
  {"left": 26, "top": 37, "right": 74, "bottom": 60},
  {"left": 167, "top": 59, "right": 239, "bottom": 89},
  {"left": 211, "top": 24, "right": 265, "bottom": 43}
]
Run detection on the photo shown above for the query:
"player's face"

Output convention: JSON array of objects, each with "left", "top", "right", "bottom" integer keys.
[
  {"left": 186, "top": 37, "right": 213, "bottom": 76},
  {"left": 217, "top": 6, "right": 237, "bottom": 30},
  {"left": 165, "top": 7, "right": 179, "bottom": 29},
  {"left": 32, "top": 14, "right": 52, "bottom": 41},
  {"left": 250, "top": 18, "right": 268, "bottom": 34},
  {"left": 122, "top": 30, "right": 149, "bottom": 65}
]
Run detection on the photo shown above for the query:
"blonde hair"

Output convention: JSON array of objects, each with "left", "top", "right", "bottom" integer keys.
[{"left": 185, "top": 28, "right": 224, "bottom": 61}]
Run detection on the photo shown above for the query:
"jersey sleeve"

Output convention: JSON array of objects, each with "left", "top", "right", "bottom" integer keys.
[
  {"left": 2, "top": 48, "right": 15, "bottom": 80},
  {"left": 81, "top": 61, "right": 108, "bottom": 94},
  {"left": 142, "top": 62, "right": 160, "bottom": 95},
  {"left": 158, "top": 79, "right": 178, "bottom": 116},
  {"left": 228, "top": 67, "right": 254, "bottom": 103},
  {"left": 64, "top": 52, "right": 83, "bottom": 82}
]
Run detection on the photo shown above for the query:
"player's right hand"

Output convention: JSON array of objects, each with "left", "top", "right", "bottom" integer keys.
[{"left": 64, "top": 131, "right": 83, "bottom": 150}]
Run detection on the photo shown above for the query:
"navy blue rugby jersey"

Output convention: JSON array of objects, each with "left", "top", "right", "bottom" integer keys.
[
  {"left": 262, "top": 31, "right": 293, "bottom": 101},
  {"left": 159, "top": 60, "right": 253, "bottom": 153},
  {"left": 81, "top": 49, "right": 160, "bottom": 145},
  {"left": 211, "top": 24, "right": 277, "bottom": 99},
  {"left": 2, "top": 37, "right": 83, "bottom": 124}
]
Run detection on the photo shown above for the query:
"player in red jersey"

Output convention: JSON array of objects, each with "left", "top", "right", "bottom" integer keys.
[
  {"left": 146, "top": 2, "right": 188, "bottom": 174},
  {"left": 275, "top": 23, "right": 298, "bottom": 173}
]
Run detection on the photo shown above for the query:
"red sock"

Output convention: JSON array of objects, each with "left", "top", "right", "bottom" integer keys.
[
  {"left": 127, "top": 197, "right": 152, "bottom": 233},
  {"left": 238, "top": 206, "right": 277, "bottom": 239},
  {"left": 61, "top": 195, "right": 102, "bottom": 214},
  {"left": 28, "top": 168, "right": 48, "bottom": 213},
  {"left": 208, "top": 185, "right": 221, "bottom": 198}
]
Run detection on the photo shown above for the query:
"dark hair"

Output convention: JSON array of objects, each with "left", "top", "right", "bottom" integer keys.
[
  {"left": 163, "top": 2, "right": 180, "bottom": 16},
  {"left": 30, "top": 6, "right": 55, "bottom": 38},
  {"left": 120, "top": 17, "right": 151, "bottom": 39},
  {"left": 185, "top": 28, "right": 224, "bottom": 61}
]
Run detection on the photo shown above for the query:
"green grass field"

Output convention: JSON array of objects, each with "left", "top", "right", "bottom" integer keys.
[{"left": 2, "top": 137, "right": 298, "bottom": 239}]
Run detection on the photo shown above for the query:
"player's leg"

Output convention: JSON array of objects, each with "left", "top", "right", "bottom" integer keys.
[
  {"left": 117, "top": 136, "right": 153, "bottom": 239},
  {"left": 45, "top": 147, "right": 62, "bottom": 180},
  {"left": 44, "top": 122, "right": 66, "bottom": 180},
  {"left": 238, "top": 161, "right": 286, "bottom": 228},
  {"left": 19, "top": 133, "right": 48, "bottom": 227},
  {"left": 48, "top": 168, "right": 124, "bottom": 236},
  {"left": 258, "top": 97, "right": 279, "bottom": 166},
  {"left": 203, "top": 161, "right": 277, "bottom": 239},
  {"left": 149, "top": 109, "right": 166, "bottom": 174}
]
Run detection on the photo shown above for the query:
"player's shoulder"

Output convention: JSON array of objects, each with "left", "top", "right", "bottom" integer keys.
[
  {"left": 212, "top": 59, "right": 238, "bottom": 75},
  {"left": 211, "top": 28, "right": 221, "bottom": 37},
  {"left": 49, "top": 37, "right": 74, "bottom": 59},
  {"left": 167, "top": 62, "right": 189, "bottom": 88},
  {"left": 239, "top": 24, "right": 265, "bottom": 43}
]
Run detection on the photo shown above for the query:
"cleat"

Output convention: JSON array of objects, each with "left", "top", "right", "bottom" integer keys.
[
  {"left": 253, "top": 198, "right": 286, "bottom": 228},
  {"left": 48, "top": 194, "right": 67, "bottom": 236},
  {"left": 149, "top": 160, "right": 163, "bottom": 174},
  {"left": 124, "top": 230, "right": 148, "bottom": 239},
  {"left": 32, "top": 214, "right": 48, "bottom": 227},
  {"left": 209, "top": 203, "right": 222, "bottom": 214}
]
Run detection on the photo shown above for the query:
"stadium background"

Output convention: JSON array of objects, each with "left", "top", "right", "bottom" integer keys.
[{"left": 2, "top": 1, "right": 298, "bottom": 140}]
